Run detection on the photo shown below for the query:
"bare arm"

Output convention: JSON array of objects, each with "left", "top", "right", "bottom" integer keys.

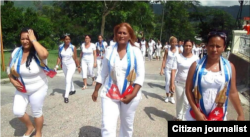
[
  {"left": 228, "top": 63, "right": 244, "bottom": 120},
  {"left": 160, "top": 49, "right": 168, "bottom": 75},
  {"left": 73, "top": 47, "right": 80, "bottom": 67}
]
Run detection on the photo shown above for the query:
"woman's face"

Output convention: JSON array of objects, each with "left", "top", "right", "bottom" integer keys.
[
  {"left": 116, "top": 26, "right": 130, "bottom": 45},
  {"left": 183, "top": 41, "right": 193, "bottom": 54},
  {"left": 64, "top": 36, "right": 71, "bottom": 45},
  {"left": 85, "top": 36, "right": 91, "bottom": 43},
  {"left": 170, "top": 38, "right": 177, "bottom": 47},
  {"left": 206, "top": 36, "right": 225, "bottom": 59},
  {"left": 98, "top": 36, "right": 103, "bottom": 42},
  {"left": 20, "top": 32, "right": 32, "bottom": 49}
]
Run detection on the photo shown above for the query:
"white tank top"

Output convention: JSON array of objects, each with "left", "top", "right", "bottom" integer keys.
[
  {"left": 201, "top": 70, "right": 225, "bottom": 113},
  {"left": 165, "top": 47, "right": 179, "bottom": 69}
]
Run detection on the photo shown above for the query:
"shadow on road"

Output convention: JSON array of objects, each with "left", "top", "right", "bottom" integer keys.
[
  {"left": 74, "top": 80, "right": 83, "bottom": 88},
  {"left": 79, "top": 126, "right": 101, "bottom": 137},
  {"left": 144, "top": 107, "right": 174, "bottom": 121},
  {"left": 142, "top": 90, "right": 165, "bottom": 102},
  {"left": 50, "top": 88, "right": 64, "bottom": 97},
  {"left": 9, "top": 116, "right": 36, "bottom": 136},
  {"left": 147, "top": 82, "right": 165, "bottom": 90}
]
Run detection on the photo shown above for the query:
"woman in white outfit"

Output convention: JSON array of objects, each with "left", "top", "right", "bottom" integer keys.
[
  {"left": 170, "top": 40, "right": 199, "bottom": 121},
  {"left": 80, "top": 35, "right": 97, "bottom": 89},
  {"left": 140, "top": 37, "right": 146, "bottom": 62},
  {"left": 92, "top": 22, "right": 145, "bottom": 137},
  {"left": 155, "top": 40, "right": 162, "bottom": 61},
  {"left": 160, "top": 36, "right": 181, "bottom": 104},
  {"left": 55, "top": 34, "right": 81, "bottom": 103},
  {"left": 185, "top": 31, "right": 244, "bottom": 121},
  {"left": 134, "top": 38, "right": 140, "bottom": 48},
  {"left": 96, "top": 35, "right": 108, "bottom": 76},
  {"left": 147, "top": 38, "right": 155, "bottom": 61},
  {"left": 8, "top": 28, "right": 49, "bottom": 137}
]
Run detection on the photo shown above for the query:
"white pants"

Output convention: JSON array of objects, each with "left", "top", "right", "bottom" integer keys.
[
  {"left": 96, "top": 58, "right": 102, "bottom": 77},
  {"left": 13, "top": 84, "right": 48, "bottom": 118},
  {"left": 175, "top": 81, "right": 189, "bottom": 120},
  {"left": 81, "top": 60, "right": 94, "bottom": 79},
  {"left": 141, "top": 49, "right": 146, "bottom": 62},
  {"left": 148, "top": 48, "right": 153, "bottom": 60},
  {"left": 101, "top": 97, "right": 140, "bottom": 137},
  {"left": 62, "top": 63, "right": 76, "bottom": 98},
  {"left": 156, "top": 49, "right": 161, "bottom": 57},
  {"left": 164, "top": 68, "right": 172, "bottom": 93}
]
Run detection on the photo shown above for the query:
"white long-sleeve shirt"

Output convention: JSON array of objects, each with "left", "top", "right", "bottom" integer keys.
[{"left": 96, "top": 44, "right": 145, "bottom": 98}]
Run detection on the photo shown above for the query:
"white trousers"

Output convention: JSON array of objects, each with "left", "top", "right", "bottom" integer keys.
[
  {"left": 164, "top": 68, "right": 172, "bottom": 93},
  {"left": 175, "top": 81, "right": 189, "bottom": 120},
  {"left": 13, "top": 84, "right": 48, "bottom": 118},
  {"left": 141, "top": 49, "right": 146, "bottom": 62},
  {"left": 62, "top": 63, "right": 76, "bottom": 98},
  {"left": 101, "top": 97, "right": 140, "bottom": 137},
  {"left": 156, "top": 49, "right": 161, "bottom": 57},
  {"left": 96, "top": 58, "right": 102, "bottom": 77},
  {"left": 148, "top": 48, "right": 153, "bottom": 60},
  {"left": 81, "top": 60, "right": 94, "bottom": 79}
]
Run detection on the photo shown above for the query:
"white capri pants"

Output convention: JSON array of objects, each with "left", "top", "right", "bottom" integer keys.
[
  {"left": 164, "top": 68, "right": 172, "bottom": 93},
  {"left": 81, "top": 60, "right": 95, "bottom": 79},
  {"left": 141, "top": 49, "right": 146, "bottom": 61},
  {"left": 175, "top": 81, "right": 189, "bottom": 120},
  {"left": 148, "top": 48, "right": 153, "bottom": 60},
  {"left": 13, "top": 85, "right": 48, "bottom": 118},
  {"left": 101, "top": 97, "right": 140, "bottom": 137},
  {"left": 96, "top": 58, "right": 102, "bottom": 76},
  {"left": 62, "top": 63, "right": 76, "bottom": 98},
  {"left": 156, "top": 49, "right": 161, "bottom": 57}
]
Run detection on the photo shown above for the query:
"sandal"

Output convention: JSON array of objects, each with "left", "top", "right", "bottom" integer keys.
[
  {"left": 23, "top": 128, "right": 35, "bottom": 137},
  {"left": 82, "top": 85, "right": 87, "bottom": 90}
]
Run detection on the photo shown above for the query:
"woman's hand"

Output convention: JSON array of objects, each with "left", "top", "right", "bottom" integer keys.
[
  {"left": 170, "top": 84, "right": 175, "bottom": 93},
  {"left": 121, "top": 93, "right": 136, "bottom": 104},
  {"left": 11, "top": 79, "right": 24, "bottom": 91},
  {"left": 77, "top": 67, "right": 81, "bottom": 73},
  {"left": 28, "top": 29, "right": 37, "bottom": 42},
  {"left": 160, "top": 69, "right": 164, "bottom": 76},
  {"left": 237, "top": 115, "right": 245, "bottom": 121},
  {"left": 93, "top": 62, "right": 97, "bottom": 68},
  {"left": 92, "top": 90, "right": 98, "bottom": 102},
  {"left": 195, "top": 111, "right": 207, "bottom": 121}
]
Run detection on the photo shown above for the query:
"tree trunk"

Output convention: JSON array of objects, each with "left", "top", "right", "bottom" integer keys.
[{"left": 101, "top": 15, "right": 106, "bottom": 37}]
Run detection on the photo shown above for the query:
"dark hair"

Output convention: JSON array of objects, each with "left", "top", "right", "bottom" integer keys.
[
  {"left": 183, "top": 39, "right": 193, "bottom": 46},
  {"left": 98, "top": 35, "right": 103, "bottom": 38},
  {"left": 61, "top": 33, "right": 71, "bottom": 40},
  {"left": 207, "top": 31, "right": 227, "bottom": 45},
  {"left": 20, "top": 27, "right": 38, "bottom": 70},
  {"left": 85, "top": 35, "right": 91, "bottom": 39}
]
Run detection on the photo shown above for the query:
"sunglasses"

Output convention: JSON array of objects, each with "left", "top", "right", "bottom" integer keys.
[{"left": 207, "top": 31, "right": 227, "bottom": 42}]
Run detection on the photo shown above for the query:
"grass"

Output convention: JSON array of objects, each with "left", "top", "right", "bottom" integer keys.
[{"left": 1, "top": 50, "right": 82, "bottom": 79}]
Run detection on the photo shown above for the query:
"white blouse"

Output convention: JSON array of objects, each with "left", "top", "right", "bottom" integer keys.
[
  {"left": 96, "top": 44, "right": 145, "bottom": 99},
  {"left": 81, "top": 43, "right": 96, "bottom": 62}
]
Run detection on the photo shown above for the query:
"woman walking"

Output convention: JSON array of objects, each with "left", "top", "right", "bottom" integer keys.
[
  {"left": 55, "top": 34, "right": 81, "bottom": 103},
  {"left": 170, "top": 40, "right": 199, "bottom": 121},
  {"left": 95, "top": 35, "right": 107, "bottom": 76},
  {"left": 80, "top": 35, "right": 97, "bottom": 89},
  {"left": 155, "top": 40, "right": 162, "bottom": 61},
  {"left": 92, "top": 23, "right": 145, "bottom": 137}
]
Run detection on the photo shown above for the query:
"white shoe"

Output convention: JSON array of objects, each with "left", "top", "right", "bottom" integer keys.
[
  {"left": 164, "top": 97, "right": 169, "bottom": 103},
  {"left": 169, "top": 97, "right": 175, "bottom": 104},
  {"left": 23, "top": 128, "right": 35, "bottom": 137}
]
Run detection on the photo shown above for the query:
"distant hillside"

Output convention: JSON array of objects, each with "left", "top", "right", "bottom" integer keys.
[{"left": 152, "top": 4, "right": 250, "bottom": 19}]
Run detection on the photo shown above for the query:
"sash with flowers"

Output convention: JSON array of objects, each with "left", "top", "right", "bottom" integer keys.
[
  {"left": 9, "top": 46, "right": 57, "bottom": 93},
  {"left": 189, "top": 55, "right": 232, "bottom": 121},
  {"left": 106, "top": 43, "right": 137, "bottom": 100},
  {"left": 96, "top": 41, "right": 105, "bottom": 57},
  {"left": 58, "top": 43, "right": 74, "bottom": 68}
]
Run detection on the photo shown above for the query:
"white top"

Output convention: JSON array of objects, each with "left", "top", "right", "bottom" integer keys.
[
  {"left": 148, "top": 40, "right": 155, "bottom": 51},
  {"left": 95, "top": 41, "right": 108, "bottom": 59},
  {"left": 109, "top": 40, "right": 116, "bottom": 47},
  {"left": 60, "top": 44, "right": 75, "bottom": 65},
  {"left": 186, "top": 70, "right": 225, "bottom": 121},
  {"left": 81, "top": 43, "right": 96, "bottom": 62},
  {"left": 96, "top": 44, "right": 145, "bottom": 99},
  {"left": 134, "top": 42, "right": 140, "bottom": 48},
  {"left": 163, "top": 45, "right": 170, "bottom": 50},
  {"left": 165, "top": 47, "right": 179, "bottom": 69},
  {"left": 140, "top": 40, "right": 146, "bottom": 51},
  {"left": 172, "top": 54, "right": 199, "bottom": 83},
  {"left": 156, "top": 43, "right": 162, "bottom": 50},
  {"left": 12, "top": 48, "right": 48, "bottom": 93}
]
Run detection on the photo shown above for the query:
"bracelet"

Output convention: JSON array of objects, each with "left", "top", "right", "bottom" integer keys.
[
  {"left": 55, "top": 65, "right": 59, "bottom": 68},
  {"left": 77, "top": 66, "right": 81, "bottom": 68},
  {"left": 31, "top": 39, "right": 37, "bottom": 43}
]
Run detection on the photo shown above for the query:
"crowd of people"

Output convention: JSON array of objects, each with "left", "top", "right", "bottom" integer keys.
[{"left": 6, "top": 23, "right": 245, "bottom": 137}]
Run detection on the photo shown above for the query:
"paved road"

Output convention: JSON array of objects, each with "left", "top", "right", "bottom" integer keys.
[{"left": 1, "top": 58, "right": 249, "bottom": 137}]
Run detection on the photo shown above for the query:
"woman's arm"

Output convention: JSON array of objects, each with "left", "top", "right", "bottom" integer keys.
[
  {"left": 93, "top": 50, "right": 97, "bottom": 68},
  {"left": 228, "top": 63, "right": 244, "bottom": 120},
  {"left": 73, "top": 46, "right": 80, "bottom": 67},
  {"left": 160, "top": 49, "right": 168, "bottom": 75},
  {"left": 28, "top": 29, "right": 48, "bottom": 60}
]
